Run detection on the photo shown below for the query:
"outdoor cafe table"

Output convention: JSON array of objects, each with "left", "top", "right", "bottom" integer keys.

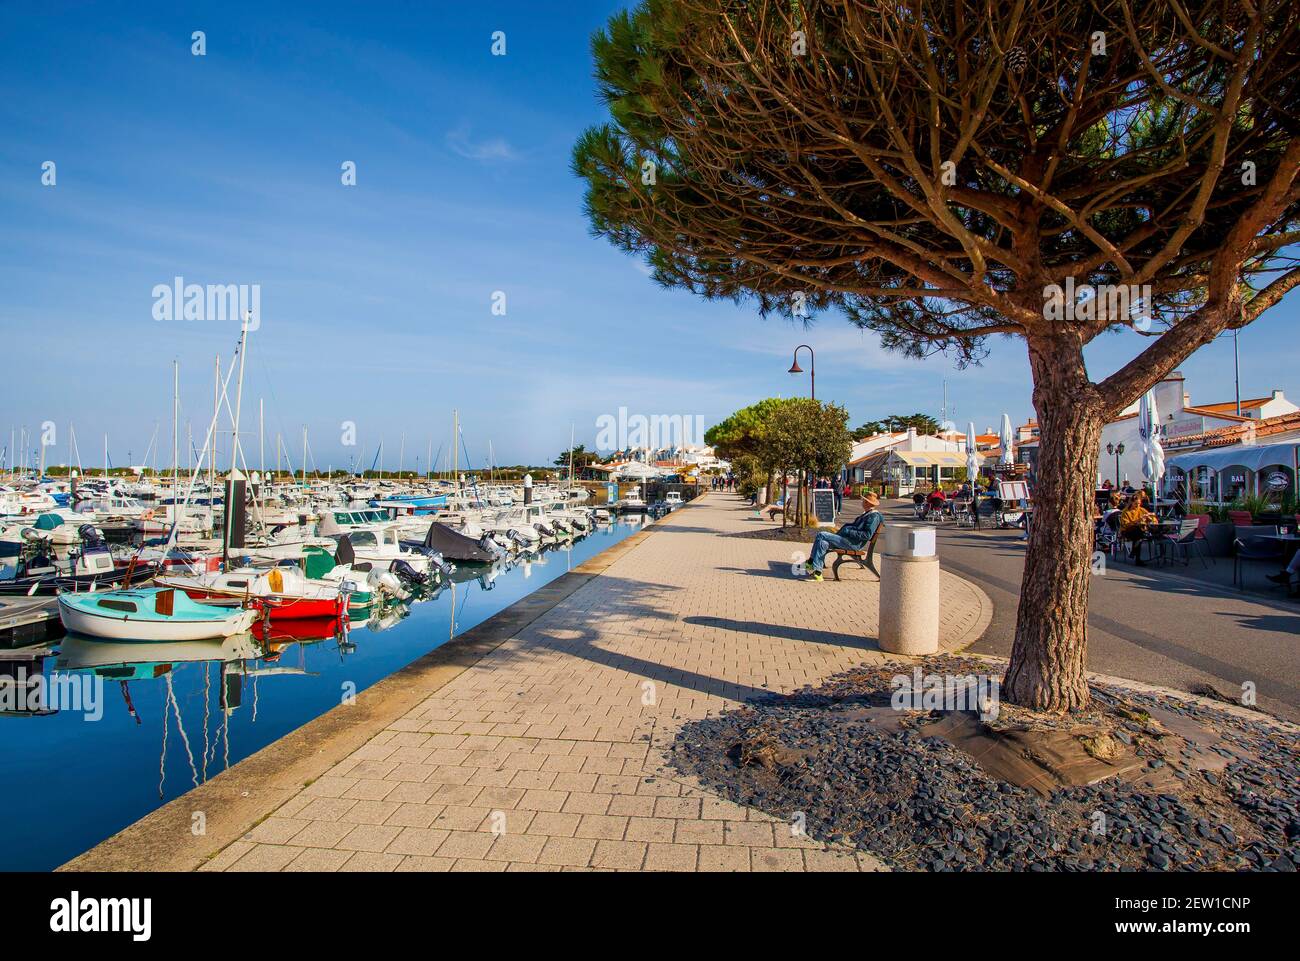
[
  {"left": 1259, "top": 533, "right": 1300, "bottom": 563},
  {"left": 1144, "top": 521, "right": 1182, "bottom": 564}
]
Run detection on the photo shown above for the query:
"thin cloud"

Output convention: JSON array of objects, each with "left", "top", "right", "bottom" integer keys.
[{"left": 446, "top": 124, "right": 519, "bottom": 162}]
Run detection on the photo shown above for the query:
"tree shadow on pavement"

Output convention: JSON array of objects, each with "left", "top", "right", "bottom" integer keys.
[{"left": 682, "top": 614, "right": 878, "bottom": 651}]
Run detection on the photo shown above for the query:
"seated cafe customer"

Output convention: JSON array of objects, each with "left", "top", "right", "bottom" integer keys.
[
  {"left": 801, "top": 492, "right": 882, "bottom": 582},
  {"left": 1267, "top": 551, "right": 1300, "bottom": 590},
  {"left": 1119, "top": 493, "right": 1158, "bottom": 566}
]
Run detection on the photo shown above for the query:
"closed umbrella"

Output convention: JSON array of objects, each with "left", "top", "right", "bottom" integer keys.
[
  {"left": 1139, "top": 389, "right": 1165, "bottom": 499},
  {"left": 965, "top": 422, "right": 980, "bottom": 483},
  {"left": 999, "top": 414, "right": 1015, "bottom": 466}
]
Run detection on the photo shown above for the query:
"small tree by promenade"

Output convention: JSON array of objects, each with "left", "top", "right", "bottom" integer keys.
[
  {"left": 707, "top": 397, "right": 851, "bottom": 523},
  {"left": 575, "top": 0, "right": 1300, "bottom": 712}
]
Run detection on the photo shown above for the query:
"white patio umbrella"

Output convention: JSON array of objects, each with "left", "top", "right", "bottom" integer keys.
[
  {"left": 616, "top": 461, "right": 659, "bottom": 480},
  {"left": 965, "top": 422, "right": 980, "bottom": 483},
  {"left": 999, "top": 414, "right": 1015, "bottom": 466},
  {"left": 1139, "top": 389, "right": 1166, "bottom": 498}
]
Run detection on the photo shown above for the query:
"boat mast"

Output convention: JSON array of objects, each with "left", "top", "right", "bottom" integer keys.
[
  {"left": 301, "top": 426, "right": 307, "bottom": 488},
  {"left": 452, "top": 410, "right": 459, "bottom": 494},
  {"left": 258, "top": 397, "right": 264, "bottom": 514},
  {"left": 222, "top": 313, "right": 251, "bottom": 569},
  {"left": 173, "top": 360, "right": 179, "bottom": 507},
  {"left": 569, "top": 423, "right": 575, "bottom": 490},
  {"left": 398, "top": 433, "right": 405, "bottom": 483},
  {"left": 210, "top": 355, "right": 219, "bottom": 500}
]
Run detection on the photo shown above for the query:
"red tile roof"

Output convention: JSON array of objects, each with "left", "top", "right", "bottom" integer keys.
[{"left": 1165, "top": 411, "right": 1300, "bottom": 449}]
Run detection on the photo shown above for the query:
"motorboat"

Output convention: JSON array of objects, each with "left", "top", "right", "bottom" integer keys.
[
  {"left": 57, "top": 587, "right": 259, "bottom": 641},
  {"left": 317, "top": 512, "right": 436, "bottom": 574},
  {"left": 154, "top": 565, "right": 347, "bottom": 621},
  {"left": 0, "top": 528, "right": 158, "bottom": 596}
]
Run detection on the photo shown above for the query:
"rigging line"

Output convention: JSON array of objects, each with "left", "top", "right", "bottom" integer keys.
[{"left": 253, "top": 352, "right": 299, "bottom": 483}]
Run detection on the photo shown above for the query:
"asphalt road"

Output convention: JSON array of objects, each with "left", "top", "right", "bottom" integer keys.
[{"left": 879, "top": 502, "right": 1300, "bottom": 723}]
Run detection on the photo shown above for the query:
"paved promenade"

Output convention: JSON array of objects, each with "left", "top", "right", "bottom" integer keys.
[{"left": 193, "top": 494, "right": 991, "bottom": 872}]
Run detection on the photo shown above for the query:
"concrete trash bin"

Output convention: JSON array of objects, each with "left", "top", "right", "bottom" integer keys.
[{"left": 878, "top": 524, "right": 940, "bottom": 655}]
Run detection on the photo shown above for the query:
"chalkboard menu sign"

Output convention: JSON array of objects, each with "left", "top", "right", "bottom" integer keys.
[{"left": 812, "top": 488, "right": 837, "bottom": 525}]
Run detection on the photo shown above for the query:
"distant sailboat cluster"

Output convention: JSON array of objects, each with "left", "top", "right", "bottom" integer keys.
[{"left": 0, "top": 323, "right": 650, "bottom": 644}]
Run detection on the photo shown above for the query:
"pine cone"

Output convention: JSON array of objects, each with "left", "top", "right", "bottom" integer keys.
[{"left": 1005, "top": 46, "right": 1028, "bottom": 73}]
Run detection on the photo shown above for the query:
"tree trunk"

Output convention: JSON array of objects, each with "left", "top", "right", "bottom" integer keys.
[{"left": 1003, "top": 333, "right": 1104, "bottom": 713}]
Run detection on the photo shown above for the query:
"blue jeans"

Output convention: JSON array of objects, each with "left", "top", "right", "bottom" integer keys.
[{"left": 809, "top": 532, "right": 855, "bottom": 572}]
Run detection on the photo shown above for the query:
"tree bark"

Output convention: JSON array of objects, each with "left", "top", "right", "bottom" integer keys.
[{"left": 1003, "top": 332, "right": 1104, "bottom": 712}]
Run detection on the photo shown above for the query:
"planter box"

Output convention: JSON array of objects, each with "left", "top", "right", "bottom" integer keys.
[{"left": 1203, "top": 522, "right": 1235, "bottom": 557}]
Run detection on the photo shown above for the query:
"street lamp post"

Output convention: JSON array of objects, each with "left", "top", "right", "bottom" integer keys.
[
  {"left": 788, "top": 345, "right": 815, "bottom": 399},
  {"left": 787, "top": 345, "right": 816, "bottom": 526},
  {"left": 1106, "top": 442, "right": 1125, "bottom": 487}
]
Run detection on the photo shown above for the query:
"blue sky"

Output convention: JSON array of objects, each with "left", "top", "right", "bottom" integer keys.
[{"left": 2, "top": 0, "right": 1297, "bottom": 471}]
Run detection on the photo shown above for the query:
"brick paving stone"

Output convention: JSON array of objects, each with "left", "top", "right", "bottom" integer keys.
[
  {"left": 591, "top": 839, "right": 647, "bottom": 870},
  {"left": 245, "top": 818, "right": 308, "bottom": 845},
  {"left": 336, "top": 824, "right": 403, "bottom": 853},
  {"left": 341, "top": 852, "right": 404, "bottom": 872},
  {"left": 644, "top": 842, "right": 699, "bottom": 872},
  {"left": 537, "top": 836, "right": 598, "bottom": 867},
  {"left": 699, "top": 844, "right": 751, "bottom": 872},
  {"left": 284, "top": 847, "right": 353, "bottom": 872},
  {"left": 385, "top": 827, "right": 451, "bottom": 857},
  {"left": 228, "top": 844, "right": 302, "bottom": 872},
  {"left": 211, "top": 496, "right": 988, "bottom": 872}
]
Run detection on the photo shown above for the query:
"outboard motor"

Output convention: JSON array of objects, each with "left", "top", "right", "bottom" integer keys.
[
  {"left": 78, "top": 524, "right": 107, "bottom": 550},
  {"left": 389, "top": 558, "right": 428, "bottom": 587},
  {"left": 478, "top": 533, "right": 506, "bottom": 558}
]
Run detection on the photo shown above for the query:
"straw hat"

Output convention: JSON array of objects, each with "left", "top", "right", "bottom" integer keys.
[{"left": 861, "top": 490, "right": 880, "bottom": 508}]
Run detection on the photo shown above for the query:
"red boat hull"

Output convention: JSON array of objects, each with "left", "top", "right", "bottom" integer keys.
[{"left": 176, "top": 588, "right": 345, "bottom": 621}]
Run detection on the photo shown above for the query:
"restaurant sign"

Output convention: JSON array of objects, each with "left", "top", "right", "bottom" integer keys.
[
  {"left": 1165, "top": 418, "right": 1204, "bottom": 440},
  {"left": 1265, "top": 470, "right": 1291, "bottom": 492}
]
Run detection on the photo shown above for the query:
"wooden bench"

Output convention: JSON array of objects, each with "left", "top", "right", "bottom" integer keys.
[{"left": 829, "top": 526, "right": 882, "bottom": 580}]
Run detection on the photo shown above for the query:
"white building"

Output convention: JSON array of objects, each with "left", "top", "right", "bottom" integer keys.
[
  {"left": 1098, "top": 371, "right": 1297, "bottom": 487},
  {"left": 848, "top": 428, "right": 968, "bottom": 493}
]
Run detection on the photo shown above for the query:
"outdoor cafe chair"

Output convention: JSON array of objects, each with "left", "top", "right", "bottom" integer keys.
[
  {"left": 1233, "top": 526, "right": 1283, "bottom": 591},
  {"left": 952, "top": 497, "right": 975, "bottom": 528},
  {"left": 1163, "top": 518, "right": 1210, "bottom": 568},
  {"left": 1096, "top": 513, "right": 1122, "bottom": 558}
]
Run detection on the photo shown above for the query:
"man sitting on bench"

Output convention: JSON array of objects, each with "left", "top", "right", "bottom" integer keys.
[{"left": 801, "top": 491, "right": 882, "bottom": 582}]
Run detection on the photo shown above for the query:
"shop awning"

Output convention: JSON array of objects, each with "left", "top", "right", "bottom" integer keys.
[
  {"left": 889, "top": 451, "right": 968, "bottom": 467},
  {"left": 1165, "top": 440, "right": 1300, "bottom": 474}
]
